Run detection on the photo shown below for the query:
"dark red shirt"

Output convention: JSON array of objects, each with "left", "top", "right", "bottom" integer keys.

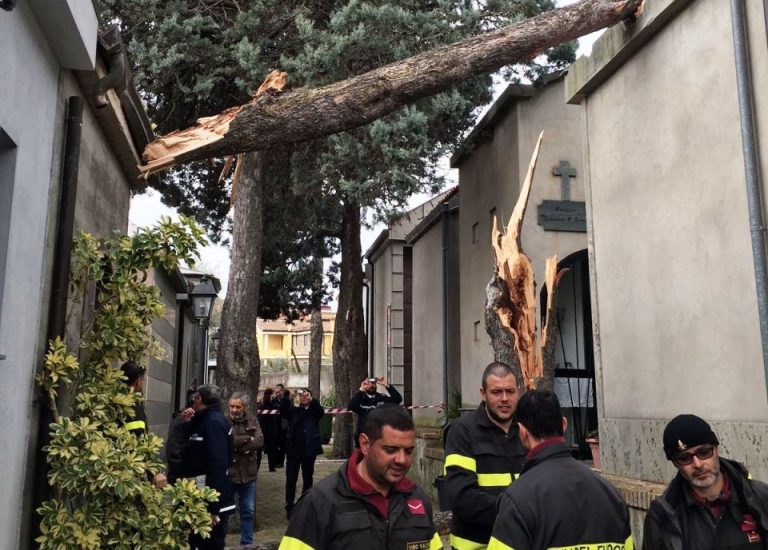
[
  {"left": 526, "top": 437, "right": 567, "bottom": 461},
  {"left": 690, "top": 470, "right": 731, "bottom": 519}
]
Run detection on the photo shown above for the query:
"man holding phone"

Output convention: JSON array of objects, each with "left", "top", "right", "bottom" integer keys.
[
  {"left": 348, "top": 376, "right": 403, "bottom": 447},
  {"left": 282, "top": 388, "right": 325, "bottom": 519}
]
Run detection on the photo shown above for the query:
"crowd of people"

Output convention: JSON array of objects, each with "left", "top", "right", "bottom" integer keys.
[{"left": 120, "top": 360, "right": 768, "bottom": 550}]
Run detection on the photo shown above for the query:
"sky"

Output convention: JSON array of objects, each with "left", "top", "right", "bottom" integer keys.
[{"left": 128, "top": 2, "right": 603, "bottom": 299}]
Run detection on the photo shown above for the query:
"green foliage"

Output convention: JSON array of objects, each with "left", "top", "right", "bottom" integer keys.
[
  {"left": 96, "top": 0, "right": 575, "bottom": 317},
  {"left": 36, "top": 217, "right": 217, "bottom": 549}
]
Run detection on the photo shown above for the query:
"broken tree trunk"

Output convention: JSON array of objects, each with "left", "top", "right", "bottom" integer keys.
[
  {"left": 487, "top": 133, "right": 566, "bottom": 391},
  {"left": 139, "top": 0, "right": 643, "bottom": 175}
]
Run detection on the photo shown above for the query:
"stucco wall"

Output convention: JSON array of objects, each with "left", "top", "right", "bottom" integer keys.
[
  {"left": 411, "top": 220, "right": 448, "bottom": 426},
  {"left": 457, "top": 78, "right": 587, "bottom": 404},
  {"left": 567, "top": 0, "right": 768, "bottom": 481},
  {"left": 371, "top": 245, "right": 393, "bottom": 383},
  {"left": 0, "top": 6, "right": 66, "bottom": 548}
]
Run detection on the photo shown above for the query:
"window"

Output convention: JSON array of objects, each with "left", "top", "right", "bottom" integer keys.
[
  {"left": 471, "top": 221, "right": 479, "bottom": 244},
  {"left": 0, "top": 128, "right": 17, "bottom": 323}
]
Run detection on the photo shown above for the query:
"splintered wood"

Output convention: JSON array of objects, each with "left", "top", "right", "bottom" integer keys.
[
  {"left": 140, "top": 70, "right": 287, "bottom": 178},
  {"left": 491, "top": 132, "right": 564, "bottom": 390}
]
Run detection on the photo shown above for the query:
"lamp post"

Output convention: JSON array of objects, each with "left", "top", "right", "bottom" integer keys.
[{"left": 189, "top": 277, "right": 217, "bottom": 383}]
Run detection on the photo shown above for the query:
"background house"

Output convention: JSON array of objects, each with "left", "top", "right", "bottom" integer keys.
[{"left": 258, "top": 308, "right": 336, "bottom": 397}]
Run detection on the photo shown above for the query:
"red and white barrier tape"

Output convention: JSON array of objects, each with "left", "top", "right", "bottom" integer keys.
[{"left": 256, "top": 403, "right": 445, "bottom": 415}]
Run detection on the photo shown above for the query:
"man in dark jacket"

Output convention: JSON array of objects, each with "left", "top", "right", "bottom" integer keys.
[
  {"left": 443, "top": 362, "right": 526, "bottom": 549},
  {"left": 283, "top": 388, "right": 325, "bottom": 518},
  {"left": 348, "top": 376, "right": 402, "bottom": 447},
  {"left": 489, "top": 390, "right": 633, "bottom": 550},
  {"left": 279, "top": 405, "right": 442, "bottom": 550},
  {"left": 643, "top": 414, "right": 768, "bottom": 549},
  {"left": 228, "top": 391, "right": 264, "bottom": 546},
  {"left": 180, "top": 384, "right": 235, "bottom": 550}
]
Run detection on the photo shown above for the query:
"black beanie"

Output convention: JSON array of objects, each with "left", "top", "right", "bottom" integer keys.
[{"left": 663, "top": 414, "right": 719, "bottom": 460}]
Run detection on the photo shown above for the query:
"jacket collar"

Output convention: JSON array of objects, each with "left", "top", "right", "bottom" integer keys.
[
  {"left": 338, "top": 450, "right": 416, "bottom": 498},
  {"left": 474, "top": 403, "right": 518, "bottom": 435},
  {"left": 651, "top": 457, "right": 768, "bottom": 534},
  {"left": 520, "top": 440, "right": 571, "bottom": 474}
]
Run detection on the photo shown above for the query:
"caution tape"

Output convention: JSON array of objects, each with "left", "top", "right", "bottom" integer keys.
[{"left": 256, "top": 403, "right": 445, "bottom": 415}]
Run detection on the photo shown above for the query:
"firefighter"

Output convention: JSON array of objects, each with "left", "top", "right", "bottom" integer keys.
[
  {"left": 489, "top": 390, "right": 633, "bottom": 550},
  {"left": 279, "top": 405, "right": 441, "bottom": 550},
  {"left": 443, "top": 362, "right": 526, "bottom": 549}
]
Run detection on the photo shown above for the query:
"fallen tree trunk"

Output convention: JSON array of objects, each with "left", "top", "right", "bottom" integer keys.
[{"left": 140, "top": 0, "right": 643, "bottom": 175}]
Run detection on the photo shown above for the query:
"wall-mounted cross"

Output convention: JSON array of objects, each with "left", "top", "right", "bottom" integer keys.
[{"left": 553, "top": 160, "right": 577, "bottom": 201}]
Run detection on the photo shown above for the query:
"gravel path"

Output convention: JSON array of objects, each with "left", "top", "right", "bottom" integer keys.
[{"left": 224, "top": 457, "right": 345, "bottom": 548}]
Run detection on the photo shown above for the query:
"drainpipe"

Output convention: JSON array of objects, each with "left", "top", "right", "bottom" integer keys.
[
  {"left": 366, "top": 263, "right": 374, "bottom": 377},
  {"left": 31, "top": 96, "right": 84, "bottom": 544},
  {"left": 441, "top": 206, "right": 450, "bottom": 407},
  {"left": 731, "top": 0, "right": 768, "bottom": 399}
]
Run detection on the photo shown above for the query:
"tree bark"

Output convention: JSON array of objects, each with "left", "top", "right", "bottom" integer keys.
[
  {"left": 484, "top": 276, "right": 522, "bottom": 385},
  {"left": 140, "top": 0, "right": 643, "bottom": 175},
  {"left": 331, "top": 200, "right": 367, "bottom": 458},
  {"left": 216, "top": 151, "right": 264, "bottom": 402},
  {"left": 308, "top": 308, "right": 323, "bottom": 398}
]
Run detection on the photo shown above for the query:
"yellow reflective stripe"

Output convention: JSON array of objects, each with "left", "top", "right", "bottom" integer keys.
[
  {"left": 487, "top": 536, "right": 513, "bottom": 550},
  {"left": 278, "top": 536, "right": 315, "bottom": 550},
  {"left": 450, "top": 533, "right": 488, "bottom": 550},
  {"left": 444, "top": 454, "right": 477, "bottom": 475},
  {"left": 477, "top": 472, "right": 513, "bottom": 487},
  {"left": 514, "top": 473, "right": 521, "bottom": 480},
  {"left": 430, "top": 532, "right": 443, "bottom": 550},
  {"left": 124, "top": 420, "right": 146, "bottom": 431},
  {"left": 548, "top": 540, "right": 632, "bottom": 550}
]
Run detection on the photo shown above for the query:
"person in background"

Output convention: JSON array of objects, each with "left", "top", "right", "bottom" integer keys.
[
  {"left": 348, "top": 376, "right": 402, "bottom": 447},
  {"left": 282, "top": 388, "right": 325, "bottom": 519},
  {"left": 180, "top": 384, "right": 235, "bottom": 550},
  {"left": 120, "top": 360, "right": 166, "bottom": 488},
  {"left": 257, "top": 388, "right": 280, "bottom": 472},
  {"left": 227, "top": 391, "right": 264, "bottom": 546},
  {"left": 273, "top": 384, "right": 291, "bottom": 468}
]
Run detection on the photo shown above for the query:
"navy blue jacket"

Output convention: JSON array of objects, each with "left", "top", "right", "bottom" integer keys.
[
  {"left": 282, "top": 399, "right": 325, "bottom": 457},
  {"left": 181, "top": 404, "right": 236, "bottom": 516},
  {"left": 347, "top": 386, "right": 403, "bottom": 436}
]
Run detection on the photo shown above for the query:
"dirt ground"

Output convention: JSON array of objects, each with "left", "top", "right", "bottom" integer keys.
[{"left": 224, "top": 455, "right": 346, "bottom": 548}]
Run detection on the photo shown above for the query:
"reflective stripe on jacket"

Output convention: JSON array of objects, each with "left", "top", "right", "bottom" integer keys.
[
  {"left": 489, "top": 441, "right": 633, "bottom": 550},
  {"left": 443, "top": 403, "right": 526, "bottom": 549},
  {"left": 279, "top": 458, "right": 441, "bottom": 550}
]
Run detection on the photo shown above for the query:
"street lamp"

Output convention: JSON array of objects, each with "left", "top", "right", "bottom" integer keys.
[
  {"left": 189, "top": 277, "right": 217, "bottom": 383},
  {"left": 190, "top": 277, "right": 217, "bottom": 322}
]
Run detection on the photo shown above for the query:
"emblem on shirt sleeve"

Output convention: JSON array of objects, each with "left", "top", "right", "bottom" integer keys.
[
  {"left": 406, "top": 541, "right": 430, "bottom": 550},
  {"left": 407, "top": 498, "right": 426, "bottom": 515}
]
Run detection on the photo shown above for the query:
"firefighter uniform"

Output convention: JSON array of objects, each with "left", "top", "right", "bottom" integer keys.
[
  {"left": 489, "top": 440, "right": 633, "bottom": 550},
  {"left": 443, "top": 403, "right": 526, "bottom": 549},
  {"left": 279, "top": 451, "right": 442, "bottom": 550}
]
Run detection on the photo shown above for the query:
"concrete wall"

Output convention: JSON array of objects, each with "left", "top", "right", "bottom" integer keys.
[
  {"left": 411, "top": 219, "right": 448, "bottom": 426},
  {"left": 0, "top": 3, "right": 100, "bottom": 548},
  {"left": 457, "top": 78, "right": 587, "bottom": 405},
  {"left": 565, "top": 0, "right": 768, "bottom": 482}
]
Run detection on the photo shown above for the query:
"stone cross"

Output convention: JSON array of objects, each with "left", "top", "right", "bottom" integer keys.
[{"left": 553, "top": 160, "right": 577, "bottom": 201}]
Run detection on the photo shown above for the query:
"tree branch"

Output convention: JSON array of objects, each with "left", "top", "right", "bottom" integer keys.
[{"left": 140, "top": 0, "right": 643, "bottom": 176}]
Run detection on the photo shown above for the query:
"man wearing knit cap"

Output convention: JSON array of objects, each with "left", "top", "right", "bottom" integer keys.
[{"left": 643, "top": 414, "right": 768, "bottom": 549}]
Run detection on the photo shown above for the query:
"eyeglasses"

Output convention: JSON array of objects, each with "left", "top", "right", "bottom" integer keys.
[{"left": 674, "top": 445, "right": 716, "bottom": 465}]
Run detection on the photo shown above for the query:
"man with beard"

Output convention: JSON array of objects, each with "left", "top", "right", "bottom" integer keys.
[
  {"left": 279, "top": 405, "right": 441, "bottom": 550},
  {"left": 443, "top": 362, "right": 526, "bottom": 550},
  {"left": 348, "top": 376, "right": 403, "bottom": 447},
  {"left": 643, "top": 414, "right": 768, "bottom": 549}
]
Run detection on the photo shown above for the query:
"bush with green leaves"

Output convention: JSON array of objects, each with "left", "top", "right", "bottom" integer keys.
[{"left": 36, "top": 217, "right": 219, "bottom": 550}]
